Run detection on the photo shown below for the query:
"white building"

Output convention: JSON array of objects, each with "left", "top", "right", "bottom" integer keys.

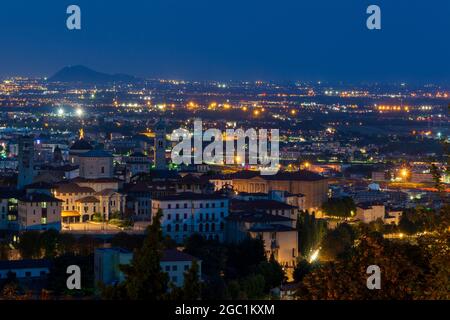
[
  {"left": 17, "top": 193, "right": 62, "bottom": 231},
  {"left": 355, "top": 203, "right": 385, "bottom": 224},
  {"left": 126, "top": 151, "right": 151, "bottom": 180},
  {"left": 0, "top": 259, "right": 51, "bottom": 280},
  {"left": 160, "top": 249, "right": 202, "bottom": 287},
  {"left": 151, "top": 193, "right": 229, "bottom": 243},
  {"left": 94, "top": 248, "right": 201, "bottom": 288},
  {"left": 79, "top": 150, "right": 114, "bottom": 179}
]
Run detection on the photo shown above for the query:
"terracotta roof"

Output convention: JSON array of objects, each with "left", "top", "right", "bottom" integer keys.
[
  {"left": 55, "top": 183, "right": 95, "bottom": 194},
  {"left": 248, "top": 224, "right": 296, "bottom": 232},
  {"left": 231, "top": 199, "right": 297, "bottom": 211},
  {"left": 70, "top": 139, "right": 93, "bottom": 151},
  {"left": 76, "top": 196, "right": 100, "bottom": 203},
  {"left": 161, "top": 249, "right": 198, "bottom": 262},
  {"left": 231, "top": 170, "right": 326, "bottom": 181},
  {"left": 19, "top": 193, "right": 63, "bottom": 203},
  {"left": 226, "top": 212, "right": 293, "bottom": 223},
  {"left": 79, "top": 149, "right": 113, "bottom": 158},
  {"left": 152, "top": 192, "right": 227, "bottom": 201}
]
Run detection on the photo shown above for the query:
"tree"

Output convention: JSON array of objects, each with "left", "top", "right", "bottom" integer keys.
[
  {"left": 17, "top": 231, "right": 42, "bottom": 259},
  {"left": 40, "top": 229, "right": 60, "bottom": 258},
  {"left": 58, "top": 233, "right": 76, "bottom": 255},
  {"left": 111, "top": 232, "right": 143, "bottom": 251},
  {"left": 0, "top": 241, "right": 9, "bottom": 260},
  {"left": 415, "top": 231, "right": 450, "bottom": 299},
  {"left": 254, "top": 255, "right": 285, "bottom": 291},
  {"left": 182, "top": 260, "right": 202, "bottom": 300},
  {"left": 293, "top": 259, "right": 312, "bottom": 283},
  {"left": 184, "top": 234, "right": 227, "bottom": 278},
  {"left": 120, "top": 209, "right": 169, "bottom": 300},
  {"left": 226, "top": 238, "right": 266, "bottom": 278},
  {"left": 320, "top": 223, "right": 355, "bottom": 261},
  {"left": 321, "top": 197, "right": 356, "bottom": 218},
  {"left": 430, "top": 164, "right": 444, "bottom": 193},
  {"left": 297, "top": 211, "right": 327, "bottom": 257},
  {"left": 241, "top": 274, "right": 266, "bottom": 299},
  {"left": 297, "top": 234, "right": 425, "bottom": 300}
]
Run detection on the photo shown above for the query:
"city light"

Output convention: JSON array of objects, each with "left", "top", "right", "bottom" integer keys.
[
  {"left": 75, "top": 108, "right": 84, "bottom": 116},
  {"left": 309, "top": 249, "right": 320, "bottom": 263},
  {"left": 57, "top": 108, "right": 64, "bottom": 116},
  {"left": 400, "top": 168, "right": 409, "bottom": 179}
]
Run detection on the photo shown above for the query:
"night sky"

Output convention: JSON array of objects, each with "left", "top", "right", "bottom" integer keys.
[{"left": 1, "top": 0, "right": 449, "bottom": 83}]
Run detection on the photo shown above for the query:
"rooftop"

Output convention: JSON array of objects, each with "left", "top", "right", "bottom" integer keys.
[
  {"left": 161, "top": 249, "right": 198, "bottom": 262},
  {"left": 70, "top": 139, "right": 93, "bottom": 151},
  {"left": 79, "top": 149, "right": 113, "bottom": 158},
  {"left": 153, "top": 192, "right": 227, "bottom": 201},
  {"left": 0, "top": 259, "right": 51, "bottom": 270}
]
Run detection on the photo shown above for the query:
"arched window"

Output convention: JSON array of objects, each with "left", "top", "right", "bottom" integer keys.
[
  {"left": 199, "top": 224, "right": 203, "bottom": 232},
  {"left": 211, "top": 223, "right": 215, "bottom": 232},
  {"left": 175, "top": 224, "right": 179, "bottom": 232},
  {"left": 183, "top": 224, "right": 187, "bottom": 232},
  {"left": 167, "top": 224, "right": 171, "bottom": 232},
  {"left": 205, "top": 223, "right": 209, "bottom": 232}
]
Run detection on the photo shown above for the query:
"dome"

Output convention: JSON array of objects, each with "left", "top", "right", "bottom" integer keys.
[{"left": 70, "top": 139, "right": 93, "bottom": 151}]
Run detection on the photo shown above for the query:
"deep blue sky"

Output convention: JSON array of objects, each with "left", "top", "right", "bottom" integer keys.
[{"left": 1, "top": 0, "right": 449, "bottom": 83}]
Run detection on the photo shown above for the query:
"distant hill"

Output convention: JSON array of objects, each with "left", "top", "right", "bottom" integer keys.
[{"left": 48, "top": 65, "right": 140, "bottom": 84}]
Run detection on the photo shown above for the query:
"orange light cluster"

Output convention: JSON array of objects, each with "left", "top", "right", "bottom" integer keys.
[{"left": 377, "top": 105, "right": 410, "bottom": 112}]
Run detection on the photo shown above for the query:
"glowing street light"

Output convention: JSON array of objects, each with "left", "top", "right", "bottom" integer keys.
[
  {"left": 400, "top": 168, "right": 409, "bottom": 179},
  {"left": 309, "top": 249, "right": 320, "bottom": 263},
  {"left": 57, "top": 108, "right": 64, "bottom": 116},
  {"left": 75, "top": 108, "right": 84, "bottom": 117}
]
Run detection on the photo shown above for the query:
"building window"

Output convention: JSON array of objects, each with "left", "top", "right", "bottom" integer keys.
[
  {"left": 25, "top": 271, "right": 31, "bottom": 277},
  {"left": 172, "top": 276, "right": 177, "bottom": 283},
  {"left": 172, "top": 265, "right": 177, "bottom": 271},
  {"left": 183, "top": 224, "right": 187, "bottom": 232},
  {"left": 165, "top": 265, "right": 170, "bottom": 272},
  {"left": 167, "top": 225, "right": 171, "bottom": 232},
  {"left": 184, "top": 203, "right": 188, "bottom": 208},
  {"left": 101, "top": 167, "right": 105, "bottom": 174},
  {"left": 176, "top": 204, "right": 179, "bottom": 209},
  {"left": 175, "top": 224, "right": 179, "bottom": 232}
]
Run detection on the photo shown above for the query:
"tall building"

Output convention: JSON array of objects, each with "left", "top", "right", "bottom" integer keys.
[
  {"left": 154, "top": 119, "right": 167, "bottom": 170},
  {"left": 230, "top": 170, "right": 329, "bottom": 214},
  {"left": 17, "top": 135, "right": 35, "bottom": 190},
  {"left": 78, "top": 149, "right": 114, "bottom": 179},
  {"left": 151, "top": 193, "right": 229, "bottom": 243},
  {"left": 69, "top": 128, "right": 93, "bottom": 165}
]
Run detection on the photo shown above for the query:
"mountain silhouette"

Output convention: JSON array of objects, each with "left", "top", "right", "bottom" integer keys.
[{"left": 48, "top": 65, "right": 140, "bottom": 84}]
